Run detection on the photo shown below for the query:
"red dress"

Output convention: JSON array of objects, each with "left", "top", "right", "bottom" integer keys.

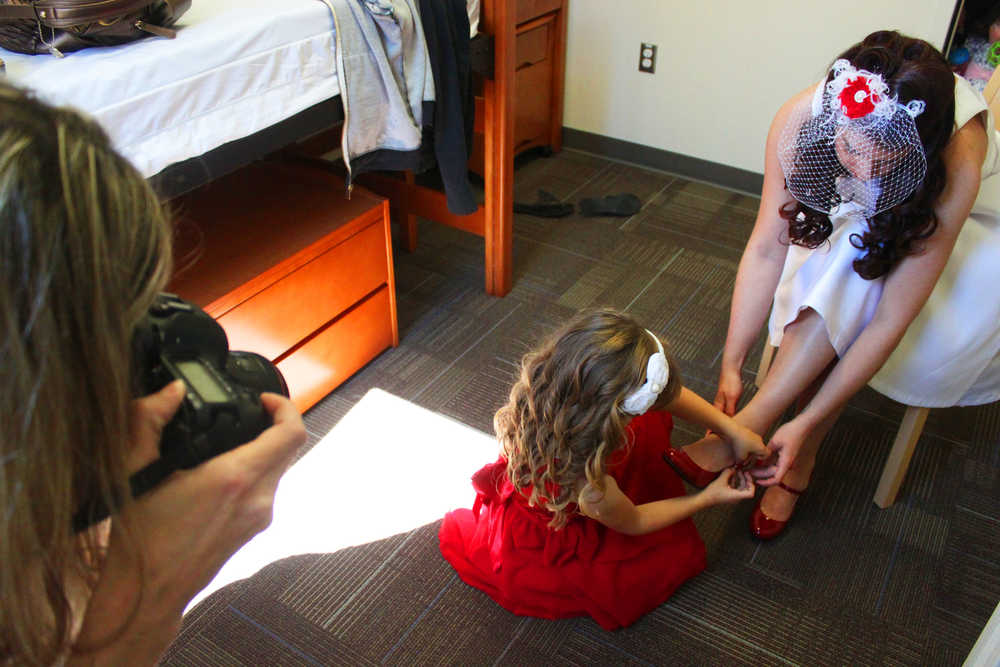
[{"left": 438, "top": 411, "right": 706, "bottom": 630}]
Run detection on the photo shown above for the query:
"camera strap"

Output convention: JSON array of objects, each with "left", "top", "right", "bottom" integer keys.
[{"left": 71, "top": 457, "right": 177, "bottom": 533}]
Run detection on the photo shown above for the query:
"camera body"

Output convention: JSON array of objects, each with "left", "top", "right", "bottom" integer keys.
[
  {"left": 133, "top": 292, "right": 289, "bottom": 470},
  {"left": 73, "top": 293, "right": 290, "bottom": 531}
]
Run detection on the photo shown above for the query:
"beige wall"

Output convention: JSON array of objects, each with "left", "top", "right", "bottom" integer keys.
[{"left": 563, "top": 1, "right": 957, "bottom": 175}]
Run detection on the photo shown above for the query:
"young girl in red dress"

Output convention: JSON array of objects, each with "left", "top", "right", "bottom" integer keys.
[{"left": 439, "top": 308, "right": 768, "bottom": 630}]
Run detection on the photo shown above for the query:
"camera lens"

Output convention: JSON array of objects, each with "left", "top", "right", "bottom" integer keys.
[{"left": 225, "top": 351, "right": 289, "bottom": 397}]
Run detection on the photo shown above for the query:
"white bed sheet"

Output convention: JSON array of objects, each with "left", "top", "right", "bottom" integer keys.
[
  {"left": 1, "top": 0, "right": 480, "bottom": 179},
  {"left": 1, "top": 0, "right": 340, "bottom": 178}
]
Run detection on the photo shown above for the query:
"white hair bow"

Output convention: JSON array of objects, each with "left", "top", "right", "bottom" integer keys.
[{"left": 622, "top": 330, "right": 669, "bottom": 416}]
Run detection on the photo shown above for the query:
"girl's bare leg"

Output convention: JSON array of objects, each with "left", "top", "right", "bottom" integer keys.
[{"left": 683, "top": 308, "right": 839, "bottom": 470}]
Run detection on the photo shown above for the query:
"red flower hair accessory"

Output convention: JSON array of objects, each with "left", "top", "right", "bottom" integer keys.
[
  {"left": 839, "top": 75, "right": 880, "bottom": 118},
  {"left": 824, "top": 59, "right": 916, "bottom": 123},
  {"left": 775, "top": 58, "right": 928, "bottom": 218}
]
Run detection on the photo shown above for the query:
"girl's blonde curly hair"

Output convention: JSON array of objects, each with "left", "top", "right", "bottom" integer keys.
[{"left": 494, "top": 308, "right": 681, "bottom": 529}]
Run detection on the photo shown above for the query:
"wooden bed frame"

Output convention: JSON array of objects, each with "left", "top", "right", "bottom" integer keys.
[
  {"left": 285, "top": 0, "right": 568, "bottom": 298},
  {"left": 154, "top": 0, "right": 568, "bottom": 298}
]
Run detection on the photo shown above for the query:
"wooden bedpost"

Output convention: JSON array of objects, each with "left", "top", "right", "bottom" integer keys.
[{"left": 480, "top": 0, "right": 515, "bottom": 297}]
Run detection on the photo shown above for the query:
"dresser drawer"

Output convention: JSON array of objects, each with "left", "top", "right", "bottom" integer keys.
[
  {"left": 217, "top": 220, "right": 388, "bottom": 361},
  {"left": 514, "top": 18, "right": 554, "bottom": 151},
  {"left": 278, "top": 285, "right": 395, "bottom": 412},
  {"left": 516, "top": 19, "right": 550, "bottom": 68},
  {"left": 516, "top": 0, "right": 560, "bottom": 24},
  {"left": 514, "top": 59, "right": 553, "bottom": 150}
]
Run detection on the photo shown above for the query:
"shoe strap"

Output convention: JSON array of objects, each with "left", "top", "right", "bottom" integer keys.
[{"left": 777, "top": 480, "right": 804, "bottom": 495}]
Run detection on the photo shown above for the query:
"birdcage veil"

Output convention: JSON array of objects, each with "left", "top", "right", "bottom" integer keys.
[{"left": 777, "top": 59, "right": 928, "bottom": 217}]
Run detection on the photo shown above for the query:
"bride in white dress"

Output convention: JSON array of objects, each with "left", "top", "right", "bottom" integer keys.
[{"left": 660, "top": 30, "right": 998, "bottom": 540}]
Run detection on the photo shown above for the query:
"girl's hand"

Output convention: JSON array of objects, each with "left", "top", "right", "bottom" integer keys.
[
  {"left": 751, "top": 418, "right": 809, "bottom": 486},
  {"left": 727, "top": 423, "right": 769, "bottom": 465},
  {"left": 701, "top": 468, "right": 756, "bottom": 505},
  {"left": 713, "top": 365, "right": 744, "bottom": 417},
  {"left": 73, "top": 381, "right": 307, "bottom": 663}
]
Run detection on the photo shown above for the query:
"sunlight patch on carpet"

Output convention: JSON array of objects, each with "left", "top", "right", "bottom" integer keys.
[{"left": 186, "top": 388, "right": 497, "bottom": 611}]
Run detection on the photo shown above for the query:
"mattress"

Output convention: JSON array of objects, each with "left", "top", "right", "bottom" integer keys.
[{"left": 0, "top": 0, "right": 479, "bottom": 179}]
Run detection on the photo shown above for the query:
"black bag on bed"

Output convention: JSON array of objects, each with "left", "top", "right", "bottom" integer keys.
[{"left": 0, "top": 0, "right": 190, "bottom": 56}]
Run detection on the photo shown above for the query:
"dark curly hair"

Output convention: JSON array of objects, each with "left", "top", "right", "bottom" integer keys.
[{"left": 783, "top": 30, "right": 955, "bottom": 280}]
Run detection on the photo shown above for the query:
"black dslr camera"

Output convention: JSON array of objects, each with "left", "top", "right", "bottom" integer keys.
[
  {"left": 132, "top": 292, "right": 289, "bottom": 470},
  {"left": 73, "top": 293, "right": 289, "bottom": 531}
]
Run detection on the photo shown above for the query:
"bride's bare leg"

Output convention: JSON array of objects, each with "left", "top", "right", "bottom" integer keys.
[
  {"left": 755, "top": 355, "right": 838, "bottom": 514},
  {"left": 682, "top": 308, "right": 839, "bottom": 470},
  {"left": 758, "top": 401, "right": 843, "bottom": 520}
]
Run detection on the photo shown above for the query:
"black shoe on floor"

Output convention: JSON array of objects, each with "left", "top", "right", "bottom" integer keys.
[
  {"left": 513, "top": 190, "right": 574, "bottom": 218},
  {"left": 578, "top": 193, "right": 641, "bottom": 217}
]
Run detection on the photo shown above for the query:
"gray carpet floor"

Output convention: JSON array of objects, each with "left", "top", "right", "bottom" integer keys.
[{"left": 162, "top": 149, "right": 1000, "bottom": 666}]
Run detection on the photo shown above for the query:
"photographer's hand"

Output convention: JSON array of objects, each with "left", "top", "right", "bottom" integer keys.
[{"left": 71, "top": 382, "right": 306, "bottom": 665}]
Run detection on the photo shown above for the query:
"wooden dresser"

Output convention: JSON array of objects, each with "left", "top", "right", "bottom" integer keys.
[
  {"left": 168, "top": 161, "right": 398, "bottom": 413},
  {"left": 471, "top": 0, "right": 567, "bottom": 172},
  {"left": 511, "top": 0, "right": 567, "bottom": 156}
]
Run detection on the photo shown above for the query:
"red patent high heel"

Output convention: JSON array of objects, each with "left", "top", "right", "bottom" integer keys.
[
  {"left": 662, "top": 446, "right": 719, "bottom": 488},
  {"left": 750, "top": 481, "right": 805, "bottom": 540}
]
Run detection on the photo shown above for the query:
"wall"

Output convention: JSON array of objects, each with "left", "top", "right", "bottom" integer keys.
[{"left": 562, "top": 1, "right": 957, "bottom": 178}]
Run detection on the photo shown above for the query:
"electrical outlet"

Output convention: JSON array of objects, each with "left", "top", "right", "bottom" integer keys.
[{"left": 638, "top": 43, "right": 656, "bottom": 74}]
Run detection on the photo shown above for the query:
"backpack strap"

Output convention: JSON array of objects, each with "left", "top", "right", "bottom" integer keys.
[
  {"left": 0, "top": 0, "right": 153, "bottom": 27},
  {"left": 0, "top": 5, "right": 39, "bottom": 21}
]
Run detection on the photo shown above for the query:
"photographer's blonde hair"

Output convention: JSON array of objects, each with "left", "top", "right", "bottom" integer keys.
[
  {"left": 495, "top": 308, "right": 681, "bottom": 529},
  {"left": 0, "top": 83, "right": 173, "bottom": 665}
]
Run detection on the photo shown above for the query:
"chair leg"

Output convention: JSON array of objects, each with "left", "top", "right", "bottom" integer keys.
[
  {"left": 756, "top": 343, "right": 776, "bottom": 388},
  {"left": 873, "top": 405, "right": 929, "bottom": 508}
]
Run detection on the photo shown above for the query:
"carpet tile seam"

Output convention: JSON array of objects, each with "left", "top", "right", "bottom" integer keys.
[
  {"left": 619, "top": 178, "right": 676, "bottom": 232},
  {"left": 491, "top": 617, "right": 530, "bottom": 667},
  {"left": 559, "top": 161, "right": 615, "bottom": 204},
  {"left": 569, "top": 624, "right": 658, "bottom": 666},
  {"left": 654, "top": 604, "right": 800, "bottom": 666},
  {"left": 635, "top": 219, "right": 747, "bottom": 253},
  {"left": 380, "top": 572, "right": 458, "bottom": 664},
  {"left": 410, "top": 304, "right": 522, "bottom": 402},
  {"left": 661, "top": 283, "right": 704, "bottom": 332},
  {"left": 226, "top": 606, "right": 325, "bottom": 666},
  {"left": 744, "top": 561, "right": 806, "bottom": 590},
  {"left": 625, "top": 247, "right": 684, "bottom": 311},
  {"left": 955, "top": 504, "right": 1000, "bottom": 524},
  {"left": 320, "top": 530, "right": 419, "bottom": 628}
]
